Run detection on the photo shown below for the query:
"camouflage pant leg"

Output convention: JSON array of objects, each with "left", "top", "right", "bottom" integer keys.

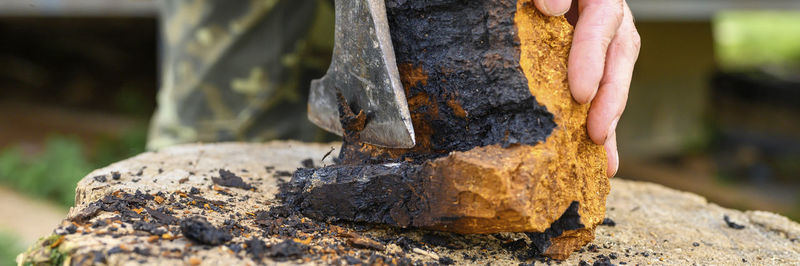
[{"left": 148, "top": 0, "right": 334, "bottom": 150}]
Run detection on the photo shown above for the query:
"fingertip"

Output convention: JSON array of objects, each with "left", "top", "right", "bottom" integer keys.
[
  {"left": 604, "top": 132, "right": 618, "bottom": 178},
  {"left": 568, "top": 51, "right": 602, "bottom": 105},
  {"left": 586, "top": 109, "right": 608, "bottom": 145},
  {"left": 534, "top": 0, "right": 572, "bottom": 16},
  {"left": 568, "top": 77, "right": 595, "bottom": 104}
]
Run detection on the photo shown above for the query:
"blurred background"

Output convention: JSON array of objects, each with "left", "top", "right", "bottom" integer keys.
[{"left": 0, "top": 0, "right": 798, "bottom": 264}]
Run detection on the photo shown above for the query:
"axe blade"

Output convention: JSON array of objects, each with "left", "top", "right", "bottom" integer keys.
[{"left": 308, "top": 0, "right": 415, "bottom": 148}]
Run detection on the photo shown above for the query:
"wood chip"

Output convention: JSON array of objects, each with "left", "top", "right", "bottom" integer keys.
[
  {"left": 49, "top": 236, "right": 64, "bottom": 249},
  {"left": 294, "top": 237, "right": 312, "bottom": 245},
  {"left": 412, "top": 248, "right": 439, "bottom": 260},
  {"left": 344, "top": 232, "right": 385, "bottom": 251}
]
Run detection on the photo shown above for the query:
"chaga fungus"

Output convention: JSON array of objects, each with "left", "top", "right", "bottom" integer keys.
[{"left": 289, "top": 0, "right": 609, "bottom": 260}]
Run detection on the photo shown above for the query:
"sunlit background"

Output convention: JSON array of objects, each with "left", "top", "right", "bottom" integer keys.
[{"left": 0, "top": 0, "right": 798, "bottom": 264}]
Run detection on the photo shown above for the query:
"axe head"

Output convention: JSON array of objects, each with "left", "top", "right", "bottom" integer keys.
[{"left": 308, "top": 0, "right": 415, "bottom": 148}]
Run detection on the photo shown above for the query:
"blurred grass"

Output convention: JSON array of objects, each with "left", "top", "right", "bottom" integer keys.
[
  {"left": 714, "top": 11, "right": 800, "bottom": 71},
  {"left": 0, "top": 230, "right": 23, "bottom": 266},
  {"left": 0, "top": 125, "right": 147, "bottom": 208}
]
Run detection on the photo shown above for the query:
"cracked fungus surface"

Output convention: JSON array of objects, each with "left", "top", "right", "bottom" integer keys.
[{"left": 292, "top": 0, "right": 609, "bottom": 260}]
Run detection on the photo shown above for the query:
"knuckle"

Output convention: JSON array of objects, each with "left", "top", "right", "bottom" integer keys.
[
  {"left": 630, "top": 29, "right": 642, "bottom": 52},
  {"left": 586, "top": 0, "right": 624, "bottom": 17},
  {"left": 608, "top": 5, "right": 624, "bottom": 20},
  {"left": 582, "top": 0, "right": 603, "bottom": 6}
]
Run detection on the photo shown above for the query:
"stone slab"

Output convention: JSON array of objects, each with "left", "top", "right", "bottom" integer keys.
[{"left": 17, "top": 142, "right": 800, "bottom": 265}]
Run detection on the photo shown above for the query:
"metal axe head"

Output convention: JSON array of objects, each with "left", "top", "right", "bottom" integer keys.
[{"left": 307, "top": 0, "right": 415, "bottom": 148}]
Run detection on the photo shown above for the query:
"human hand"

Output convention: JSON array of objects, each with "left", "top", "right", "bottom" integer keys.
[{"left": 534, "top": 0, "right": 641, "bottom": 177}]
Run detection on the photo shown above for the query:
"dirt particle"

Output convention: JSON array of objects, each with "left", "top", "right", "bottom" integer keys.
[
  {"left": 65, "top": 224, "right": 77, "bottom": 234},
  {"left": 93, "top": 175, "right": 107, "bottom": 182},
  {"left": 439, "top": 256, "right": 455, "bottom": 265},
  {"left": 107, "top": 246, "right": 123, "bottom": 255},
  {"left": 245, "top": 238, "right": 268, "bottom": 261},
  {"left": 69, "top": 202, "right": 102, "bottom": 222},
  {"left": 343, "top": 255, "right": 362, "bottom": 265},
  {"left": 593, "top": 254, "right": 613, "bottom": 266},
  {"left": 501, "top": 239, "right": 527, "bottom": 251},
  {"left": 723, "top": 215, "right": 745, "bottom": 229},
  {"left": 600, "top": 217, "right": 616, "bottom": 226},
  {"left": 345, "top": 232, "right": 385, "bottom": 251},
  {"left": 212, "top": 169, "right": 254, "bottom": 190},
  {"left": 180, "top": 217, "right": 232, "bottom": 246},
  {"left": 301, "top": 158, "right": 315, "bottom": 168},
  {"left": 145, "top": 207, "right": 177, "bottom": 224},
  {"left": 321, "top": 147, "right": 335, "bottom": 163},
  {"left": 274, "top": 171, "right": 293, "bottom": 177},
  {"left": 268, "top": 239, "right": 308, "bottom": 261},
  {"left": 49, "top": 236, "right": 64, "bottom": 248}
]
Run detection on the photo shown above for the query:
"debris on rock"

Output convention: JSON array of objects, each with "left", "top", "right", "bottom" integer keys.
[
  {"left": 601, "top": 218, "right": 616, "bottom": 227},
  {"left": 212, "top": 169, "right": 254, "bottom": 190},
  {"left": 300, "top": 158, "right": 315, "bottom": 168},
  {"left": 16, "top": 142, "right": 800, "bottom": 265},
  {"left": 180, "top": 217, "right": 232, "bottom": 246},
  {"left": 344, "top": 232, "right": 385, "bottom": 251},
  {"left": 724, "top": 215, "right": 745, "bottom": 229},
  {"left": 93, "top": 175, "right": 107, "bottom": 183},
  {"left": 268, "top": 239, "right": 308, "bottom": 261}
]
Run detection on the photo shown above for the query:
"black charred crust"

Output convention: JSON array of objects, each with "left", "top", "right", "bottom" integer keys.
[
  {"left": 180, "top": 217, "right": 233, "bottom": 246},
  {"left": 525, "top": 201, "right": 585, "bottom": 254},
  {"left": 285, "top": 168, "right": 586, "bottom": 256},
  {"left": 349, "top": 0, "right": 555, "bottom": 161},
  {"left": 285, "top": 163, "right": 428, "bottom": 227},
  {"left": 275, "top": 0, "right": 588, "bottom": 261}
]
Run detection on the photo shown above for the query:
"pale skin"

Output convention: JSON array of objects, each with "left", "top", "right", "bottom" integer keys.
[{"left": 534, "top": 0, "right": 641, "bottom": 177}]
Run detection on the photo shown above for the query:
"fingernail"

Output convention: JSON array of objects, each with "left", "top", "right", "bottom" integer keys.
[
  {"left": 605, "top": 132, "right": 619, "bottom": 178},
  {"left": 611, "top": 147, "right": 619, "bottom": 177},
  {"left": 543, "top": 0, "right": 570, "bottom": 16},
  {"left": 606, "top": 117, "right": 619, "bottom": 142},
  {"left": 586, "top": 88, "right": 598, "bottom": 104}
]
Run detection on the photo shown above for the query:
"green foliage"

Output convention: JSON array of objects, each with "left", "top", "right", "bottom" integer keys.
[
  {"left": 17, "top": 235, "right": 69, "bottom": 266},
  {"left": 46, "top": 247, "right": 66, "bottom": 266},
  {"left": 0, "top": 137, "right": 93, "bottom": 207},
  {"left": 0, "top": 124, "right": 147, "bottom": 207},
  {"left": 0, "top": 231, "right": 24, "bottom": 266},
  {"left": 714, "top": 11, "right": 800, "bottom": 70}
]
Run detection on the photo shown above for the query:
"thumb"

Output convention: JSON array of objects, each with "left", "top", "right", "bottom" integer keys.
[{"left": 533, "top": 0, "right": 572, "bottom": 16}]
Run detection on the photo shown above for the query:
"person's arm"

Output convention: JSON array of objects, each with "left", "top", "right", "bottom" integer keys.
[{"left": 534, "top": 0, "right": 641, "bottom": 177}]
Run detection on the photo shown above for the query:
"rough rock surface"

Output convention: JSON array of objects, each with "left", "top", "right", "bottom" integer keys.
[{"left": 18, "top": 142, "right": 800, "bottom": 265}]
